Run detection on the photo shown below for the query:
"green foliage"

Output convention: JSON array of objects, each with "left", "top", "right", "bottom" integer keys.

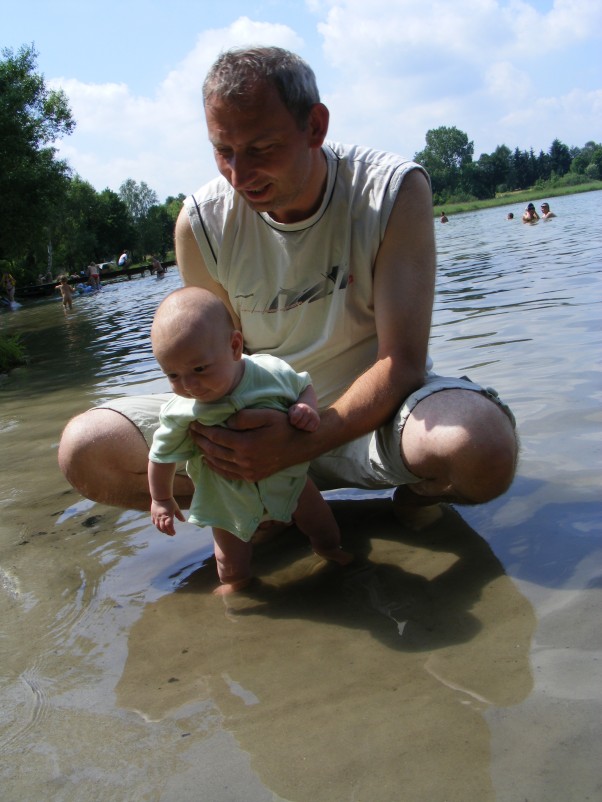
[
  {"left": 119, "top": 179, "right": 159, "bottom": 222},
  {"left": 0, "top": 45, "right": 74, "bottom": 269},
  {"left": 50, "top": 178, "right": 136, "bottom": 271},
  {"left": 415, "top": 130, "right": 599, "bottom": 205},
  {"left": 0, "top": 332, "right": 27, "bottom": 374},
  {"left": 415, "top": 126, "right": 474, "bottom": 200}
]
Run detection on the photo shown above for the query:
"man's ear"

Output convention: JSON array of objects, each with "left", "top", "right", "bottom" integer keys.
[
  {"left": 307, "top": 102, "right": 329, "bottom": 148},
  {"left": 231, "top": 329, "right": 244, "bottom": 360}
]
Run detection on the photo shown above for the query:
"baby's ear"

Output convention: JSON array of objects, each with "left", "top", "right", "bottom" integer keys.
[{"left": 231, "top": 329, "right": 244, "bottom": 359}]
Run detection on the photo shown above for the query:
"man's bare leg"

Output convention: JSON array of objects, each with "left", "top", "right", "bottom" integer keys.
[
  {"left": 58, "top": 409, "right": 194, "bottom": 510},
  {"left": 397, "top": 388, "right": 518, "bottom": 511}
]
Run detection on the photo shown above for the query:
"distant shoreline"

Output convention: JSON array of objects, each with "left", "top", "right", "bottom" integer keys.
[{"left": 434, "top": 181, "right": 602, "bottom": 216}]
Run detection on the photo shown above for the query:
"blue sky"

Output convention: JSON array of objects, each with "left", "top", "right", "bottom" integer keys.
[{"left": 3, "top": 0, "right": 601, "bottom": 201}]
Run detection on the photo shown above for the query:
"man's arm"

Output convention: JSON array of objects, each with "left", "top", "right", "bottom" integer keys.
[
  {"left": 318, "top": 168, "right": 435, "bottom": 443},
  {"left": 175, "top": 207, "right": 241, "bottom": 328},
  {"left": 176, "top": 170, "right": 436, "bottom": 482}
]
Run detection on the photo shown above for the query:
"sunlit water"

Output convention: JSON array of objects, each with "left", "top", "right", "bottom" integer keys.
[{"left": 1, "top": 192, "right": 601, "bottom": 801}]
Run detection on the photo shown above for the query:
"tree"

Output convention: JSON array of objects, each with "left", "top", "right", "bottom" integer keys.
[
  {"left": 165, "top": 194, "right": 186, "bottom": 223},
  {"left": 570, "top": 141, "right": 601, "bottom": 176},
  {"left": 415, "top": 126, "right": 474, "bottom": 200},
  {"left": 0, "top": 44, "right": 74, "bottom": 273},
  {"left": 471, "top": 145, "right": 512, "bottom": 197},
  {"left": 118, "top": 178, "right": 159, "bottom": 222},
  {"left": 138, "top": 205, "right": 174, "bottom": 258},
  {"left": 96, "top": 189, "right": 136, "bottom": 259},
  {"left": 548, "top": 138, "right": 572, "bottom": 177}
]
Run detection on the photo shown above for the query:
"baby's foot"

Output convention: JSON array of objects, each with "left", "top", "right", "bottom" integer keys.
[
  {"left": 213, "top": 577, "right": 253, "bottom": 596},
  {"left": 313, "top": 547, "right": 354, "bottom": 566}
]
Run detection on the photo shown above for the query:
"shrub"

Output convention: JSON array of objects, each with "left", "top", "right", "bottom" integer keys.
[{"left": 0, "top": 333, "right": 27, "bottom": 373}]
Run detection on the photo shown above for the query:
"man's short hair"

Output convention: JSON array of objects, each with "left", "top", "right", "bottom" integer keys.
[{"left": 203, "top": 46, "right": 320, "bottom": 129}]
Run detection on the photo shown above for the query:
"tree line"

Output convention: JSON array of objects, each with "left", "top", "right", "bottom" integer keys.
[
  {"left": 2, "top": 44, "right": 601, "bottom": 286},
  {"left": 0, "top": 45, "right": 182, "bottom": 286},
  {"left": 415, "top": 126, "right": 602, "bottom": 206}
]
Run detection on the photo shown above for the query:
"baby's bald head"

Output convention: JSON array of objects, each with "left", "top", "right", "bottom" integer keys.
[{"left": 151, "top": 287, "right": 233, "bottom": 363}]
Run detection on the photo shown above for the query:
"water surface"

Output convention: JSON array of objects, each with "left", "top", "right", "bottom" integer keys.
[{"left": 1, "top": 192, "right": 601, "bottom": 801}]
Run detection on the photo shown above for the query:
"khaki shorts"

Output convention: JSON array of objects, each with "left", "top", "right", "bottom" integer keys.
[{"left": 100, "top": 374, "right": 515, "bottom": 491}]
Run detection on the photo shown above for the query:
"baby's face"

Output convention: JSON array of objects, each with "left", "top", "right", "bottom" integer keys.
[{"left": 158, "top": 331, "right": 242, "bottom": 402}]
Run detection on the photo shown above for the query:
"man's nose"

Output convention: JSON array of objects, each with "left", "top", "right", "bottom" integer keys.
[{"left": 228, "top": 153, "right": 254, "bottom": 189}]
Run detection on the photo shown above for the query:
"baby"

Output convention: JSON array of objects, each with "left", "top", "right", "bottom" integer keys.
[
  {"left": 56, "top": 276, "right": 75, "bottom": 310},
  {"left": 148, "top": 287, "right": 352, "bottom": 594}
]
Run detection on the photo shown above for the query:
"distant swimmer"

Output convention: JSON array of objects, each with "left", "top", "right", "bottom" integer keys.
[
  {"left": 522, "top": 203, "right": 539, "bottom": 223},
  {"left": 440, "top": 211, "right": 449, "bottom": 223},
  {"left": 507, "top": 212, "right": 514, "bottom": 220},
  {"left": 540, "top": 202, "right": 556, "bottom": 220}
]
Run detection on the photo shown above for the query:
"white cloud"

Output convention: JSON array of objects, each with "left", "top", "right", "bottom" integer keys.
[
  {"left": 48, "top": 4, "right": 601, "bottom": 198},
  {"left": 316, "top": 0, "right": 602, "bottom": 157},
  {"left": 50, "top": 17, "right": 305, "bottom": 200}
]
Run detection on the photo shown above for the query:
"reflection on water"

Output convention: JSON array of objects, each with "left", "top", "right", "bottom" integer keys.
[{"left": 1, "top": 192, "right": 601, "bottom": 800}]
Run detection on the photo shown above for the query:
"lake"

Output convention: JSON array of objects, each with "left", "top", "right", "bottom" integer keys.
[{"left": 1, "top": 191, "right": 601, "bottom": 801}]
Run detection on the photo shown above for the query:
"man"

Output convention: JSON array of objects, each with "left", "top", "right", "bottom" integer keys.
[
  {"left": 58, "top": 46, "right": 517, "bottom": 516},
  {"left": 540, "top": 202, "right": 556, "bottom": 219}
]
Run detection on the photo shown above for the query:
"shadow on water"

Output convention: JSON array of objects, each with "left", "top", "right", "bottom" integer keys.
[{"left": 117, "top": 499, "right": 535, "bottom": 802}]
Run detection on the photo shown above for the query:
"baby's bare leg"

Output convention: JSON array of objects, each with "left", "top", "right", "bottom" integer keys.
[
  {"left": 212, "top": 527, "right": 253, "bottom": 595},
  {"left": 293, "top": 479, "right": 353, "bottom": 565}
]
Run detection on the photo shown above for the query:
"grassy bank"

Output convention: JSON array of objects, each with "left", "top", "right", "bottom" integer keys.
[
  {"left": 0, "top": 332, "right": 27, "bottom": 374},
  {"left": 435, "top": 181, "right": 602, "bottom": 216}
]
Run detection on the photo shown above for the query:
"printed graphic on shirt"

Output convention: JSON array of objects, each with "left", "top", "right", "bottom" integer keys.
[{"left": 236, "top": 264, "right": 352, "bottom": 314}]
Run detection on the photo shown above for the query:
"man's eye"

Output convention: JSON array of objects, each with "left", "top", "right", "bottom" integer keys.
[{"left": 194, "top": 366, "right": 205, "bottom": 373}]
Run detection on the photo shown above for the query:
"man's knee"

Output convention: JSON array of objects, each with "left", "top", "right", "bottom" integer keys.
[
  {"left": 401, "top": 388, "right": 518, "bottom": 504},
  {"left": 58, "top": 408, "right": 149, "bottom": 500}
]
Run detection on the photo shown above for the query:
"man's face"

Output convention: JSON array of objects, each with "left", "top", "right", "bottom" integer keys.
[{"left": 205, "top": 84, "right": 326, "bottom": 224}]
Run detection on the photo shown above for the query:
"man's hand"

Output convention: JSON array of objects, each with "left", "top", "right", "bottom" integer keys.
[{"left": 189, "top": 408, "right": 309, "bottom": 482}]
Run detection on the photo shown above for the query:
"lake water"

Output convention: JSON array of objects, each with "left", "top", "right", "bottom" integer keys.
[{"left": 1, "top": 191, "right": 601, "bottom": 801}]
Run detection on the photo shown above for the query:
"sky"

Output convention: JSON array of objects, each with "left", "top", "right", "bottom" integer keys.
[{"left": 3, "top": 0, "right": 601, "bottom": 202}]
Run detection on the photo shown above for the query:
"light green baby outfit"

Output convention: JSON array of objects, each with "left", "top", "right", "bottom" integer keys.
[{"left": 149, "top": 353, "right": 311, "bottom": 541}]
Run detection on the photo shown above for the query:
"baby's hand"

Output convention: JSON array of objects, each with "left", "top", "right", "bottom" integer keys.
[
  {"left": 288, "top": 402, "right": 319, "bottom": 432},
  {"left": 151, "top": 498, "right": 185, "bottom": 536}
]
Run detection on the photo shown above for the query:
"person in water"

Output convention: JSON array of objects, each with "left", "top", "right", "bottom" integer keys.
[
  {"left": 148, "top": 287, "right": 352, "bottom": 594},
  {"left": 522, "top": 203, "right": 539, "bottom": 223},
  {"left": 56, "top": 276, "right": 75, "bottom": 310},
  {"left": 540, "top": 202, "right": 556, "bottom": 219}
]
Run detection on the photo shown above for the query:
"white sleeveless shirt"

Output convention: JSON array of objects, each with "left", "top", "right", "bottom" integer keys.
[{"left": 184, "top": 142, "right": 429, "bottom": 408}]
